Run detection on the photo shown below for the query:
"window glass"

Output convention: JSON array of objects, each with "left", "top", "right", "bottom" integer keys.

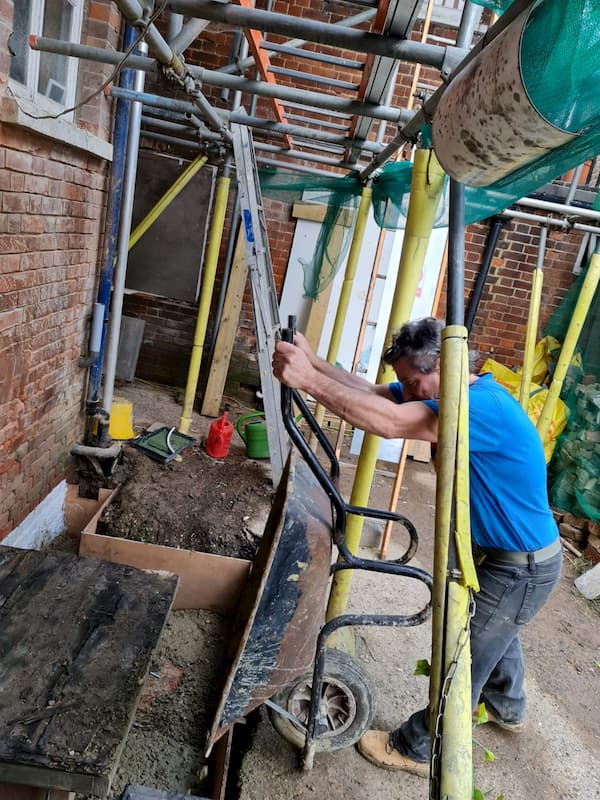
[
  {"left": 9, "top": 0, "right": 82, "bottom": 110},
  {"left": 38, "top": 0, "right": 73, "bottom": 103},
  {"left": 9, "top": 0, "right": 32, "bottom": 84}
]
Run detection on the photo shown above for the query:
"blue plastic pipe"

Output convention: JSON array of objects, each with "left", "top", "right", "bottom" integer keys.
[{"left": 85, "top": 23, "right": 137, "bottom": 441}]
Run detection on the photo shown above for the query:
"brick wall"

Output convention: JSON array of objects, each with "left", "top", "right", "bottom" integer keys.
[
  {"left": 457, "top": 216, "right": 585, "bottom": 369},
  {"left": 0, "top": 0, "right": 117, "bottom": 536},
  {"left": 0, "top": 125, "right": 109, "bottom": 536}
]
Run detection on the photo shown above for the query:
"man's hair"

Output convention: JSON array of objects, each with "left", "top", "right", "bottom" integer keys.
[{"left": 382, "top": 317, "right": 443, "bottom": 374}]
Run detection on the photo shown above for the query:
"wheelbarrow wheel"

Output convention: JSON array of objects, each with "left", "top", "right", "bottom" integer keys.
[{"left": 267, "top": 649, "right": 375, "bottom": 752}]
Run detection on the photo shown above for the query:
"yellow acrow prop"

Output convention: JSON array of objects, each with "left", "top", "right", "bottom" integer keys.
[
  {"left": 128, "top": 155, "right": 208, "bottom": 252},
  {"left": 326, "top": 149, "right": 446, "bottom": 626},
  {"left": 179, "top": 174, "right": 231, "bottom": 434},
  {"left": 440, "top": 581, "right": 473, "bottom": 799},
  {"left": 310, "top": 185, "right": 373, "bottom": 438},
  {"left": 537, "top": 252, "right": 600, "bottom": 444},
  {"left": 519, "top": 264, "right": 544, "bottom": 410},
  {"left": 429, "top": 326, "right": 475, "bottom": 800}
]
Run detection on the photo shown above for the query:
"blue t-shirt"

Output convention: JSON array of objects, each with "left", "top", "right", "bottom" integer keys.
[{"left": 390, "top": 373, "right": 558, "bottom": 551}]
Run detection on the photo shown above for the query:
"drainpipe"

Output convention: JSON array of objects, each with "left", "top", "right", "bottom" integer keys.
[
  {"left": 102, "top": 41, "right": 147, "bottom": 420},
  {"left": 465, "top": 215, "right": 505, "bottom": 333},
  {"left": 84, "top": 24, "right": 137, "bottom": 447}
]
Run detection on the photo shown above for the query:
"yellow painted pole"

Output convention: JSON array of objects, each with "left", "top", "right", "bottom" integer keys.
[
  {"left": 310, "top": 185, "right": 373, "bottom": 436},
  {"left": 326, "top": 149, "right": 446, "bottom": 625},
  {"left": 179, "top": 173, "right": 231, "bottom": 434},
  {"left": 519, "top": 226, "right": 547, "bottom": 410},
  {"left": 128, "top": 155, "right": 208, "bottom": 251},
  {"left": 429, "top": 327, "right": 476, "bottom": 799},
  {"left": 537, "top": 250, "right": 600, "bottom": 443},
  {"left": 439, "top": 582, "right": 473, "bottom": 798}
]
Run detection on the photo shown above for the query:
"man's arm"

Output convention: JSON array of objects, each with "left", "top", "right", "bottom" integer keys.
[
  {"left": 273, "top": 340, "right": 438, "bottom": 442},
  {"left": 293, "top": 331, "right": 394, "bottom": 399}
]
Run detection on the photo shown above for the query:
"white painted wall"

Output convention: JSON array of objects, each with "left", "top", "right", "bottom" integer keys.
[{"left": 3, "top": 479, "right": 67, "bottom": 549}]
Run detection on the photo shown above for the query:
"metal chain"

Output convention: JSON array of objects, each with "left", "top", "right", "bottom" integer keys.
[{"left": 429, "top": 587, "right": 476, "bottom": 800}]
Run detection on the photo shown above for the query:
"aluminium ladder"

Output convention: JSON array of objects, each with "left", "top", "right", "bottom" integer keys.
[{"left": 230, "top": 118, "right": 290, "bottom": 484}]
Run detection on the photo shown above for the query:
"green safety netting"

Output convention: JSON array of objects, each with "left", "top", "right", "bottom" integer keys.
[
  {"left": 259, "top": 169, "right": 362, "bottom": 299},
  {"left": 470, "top": 0, "right": 514, "bottom": 12},
  {"left": 260, "top": 162, "right": 434, "bottom": 298},
  {"left": 546, "top": 257, "right": 600, "bottom": 521},
  {"left": 259, "top": 161, "right": 447, "bottom": 297}
]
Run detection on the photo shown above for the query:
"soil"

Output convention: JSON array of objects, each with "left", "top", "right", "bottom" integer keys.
[
  {"left": 109, "top": 608, "right": 229, "bottom": 799},
  {"left": 98, "top": 445, "right": 273, "bottom": 560},
  {"left": 65, "top": 380, "right": 600, "bottom": 800}
]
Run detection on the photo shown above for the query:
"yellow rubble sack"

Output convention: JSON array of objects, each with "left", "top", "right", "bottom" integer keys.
[
  {"left": 527, "top": 335, "right": 583, "bottom": 387},
  {"left": 481, "top": 358, "right": 568, "bottom": 463}
]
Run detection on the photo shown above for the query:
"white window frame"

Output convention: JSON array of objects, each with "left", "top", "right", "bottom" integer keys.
[{"left": 9, "top": 0, "right": 84, "bottom": 122}]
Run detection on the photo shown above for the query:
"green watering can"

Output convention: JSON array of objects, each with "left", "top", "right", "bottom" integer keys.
[{"left": 236, "top": 412, "right": 270, "bottom": 459}]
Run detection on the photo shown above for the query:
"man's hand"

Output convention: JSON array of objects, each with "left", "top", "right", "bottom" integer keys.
[
  {"left": 272, "top": 340, "right": 315, "bottom": 390},
  {"left": 292, "top": 331, "right": 316, "bottom": 365}
]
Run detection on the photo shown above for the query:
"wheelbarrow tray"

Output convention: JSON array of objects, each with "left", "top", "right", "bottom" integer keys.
[{"left": 206, "top": 451, "right": 333, "bottom": 750}]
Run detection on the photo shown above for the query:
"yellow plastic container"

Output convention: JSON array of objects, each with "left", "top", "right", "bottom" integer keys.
[{"left": 109, "top": 397, "right": 135, "bottom": 440}]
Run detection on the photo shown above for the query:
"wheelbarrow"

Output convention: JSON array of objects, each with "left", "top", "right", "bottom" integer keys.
[{"left": 205, "top": 326, "right": 432, "bottom": 769}]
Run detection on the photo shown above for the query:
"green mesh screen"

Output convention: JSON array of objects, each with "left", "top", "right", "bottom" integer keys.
[
  {"left": 546, "top": 256, "right": 600, "bottom": 520},
  {"left": 521, "top": 1, "right": 600, "bottom": 133},
  {"left": 259, "top": 160, "right": 445, "bottom": 298},
  {"left": 470, "top": 0, "right": 515, "bottom": 12},
  {"left": 259, "top": 169, "right": 362, "bottom": 299}
]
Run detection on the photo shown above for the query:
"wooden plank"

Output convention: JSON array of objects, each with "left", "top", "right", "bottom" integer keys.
[
  {"left": 201, "top": 230, "right": 248, "bottom": 418},
  {"left": 64, "top": 485, "right": 113, "bottom": 539},
  {"left": 291, "top": 202, "right": 353, "bottom": 226},
  {"left": 79, "top": 532, "right": 251, "bottom": 613},
  {"left": 82, "top": 486, "right": 121, "bottom": 537},
  {"left": 0, "top": 547, "right": 178, "bottom": 796}
]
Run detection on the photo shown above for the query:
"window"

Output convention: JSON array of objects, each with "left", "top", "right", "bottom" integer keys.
[{"left": 9, "top": 0, "right": 83, "bottom": 114}]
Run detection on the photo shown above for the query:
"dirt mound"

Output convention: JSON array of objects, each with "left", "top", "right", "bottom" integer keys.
[{"left": 98, "top": 444, "right": 274, "bottom": 560}]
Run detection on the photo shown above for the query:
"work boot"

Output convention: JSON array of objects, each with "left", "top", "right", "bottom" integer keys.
[
  {"left": 357, "top": 730, "right": 429, "bottom": 777},
  {"left": 473, "top": 705, "right": 525, "bottom": 733}
]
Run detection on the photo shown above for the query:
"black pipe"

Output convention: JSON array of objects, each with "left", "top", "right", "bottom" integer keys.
[
  {"left": 447, "top": 178, "right": 466, "bottom": 327},
  {"left": 465, "top": 215, "right": 506, "bottom": 333}
]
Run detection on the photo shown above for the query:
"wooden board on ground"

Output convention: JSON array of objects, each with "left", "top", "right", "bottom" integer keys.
[
  {"left": 79, "top": 532, "right": 251, "bottom": 613},
  {"left": 0, "top": 547, "right": 178, "bottom": 797},
  {"left": 78, "top": 483, "right": 252, "bottom": 613}
]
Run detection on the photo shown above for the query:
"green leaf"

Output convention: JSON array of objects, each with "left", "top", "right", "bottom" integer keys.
[
  {"left": 484, "top": 748, "right": 496, "bottom": 762},
  {"left": 472, "top": 789, "right": 485, "bottom": 800},
  {"left": 473, "top": 702, "right": 489, "bottom": 725},
  {"left": 414, "top": 658, "right": 431, "bottom": 676}
]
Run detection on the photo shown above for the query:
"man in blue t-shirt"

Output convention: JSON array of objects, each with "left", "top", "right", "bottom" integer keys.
[{"left": 272, "top": 317, "right": 562, "bottom": 778}]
